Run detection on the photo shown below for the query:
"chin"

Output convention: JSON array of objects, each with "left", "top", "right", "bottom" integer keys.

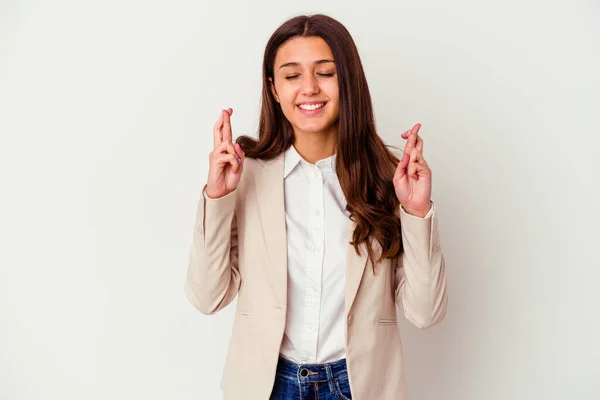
[
  {"left": 294, "top": 120, "right": 338, "bottom": 135},
  {"left": 296, "top": 125, "right": 330, "bottom": 135}
]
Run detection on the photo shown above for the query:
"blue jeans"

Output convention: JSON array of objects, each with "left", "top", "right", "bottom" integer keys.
[{"left": 269, "top": 355, "right": 353, "bottom": 399}]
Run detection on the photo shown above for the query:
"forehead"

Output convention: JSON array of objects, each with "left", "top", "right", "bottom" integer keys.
[{"left": 275, "top": 36, "right": 334, "bottom": 67}]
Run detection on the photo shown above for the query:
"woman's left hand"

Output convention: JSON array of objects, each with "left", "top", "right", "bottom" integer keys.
[{"left": 393, "top": 123, "right": 432, "bottom": 218}]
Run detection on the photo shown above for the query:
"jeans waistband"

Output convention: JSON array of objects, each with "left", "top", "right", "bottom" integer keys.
[{"left": 276, "top": 355, "right": 348, "bottom": 383}]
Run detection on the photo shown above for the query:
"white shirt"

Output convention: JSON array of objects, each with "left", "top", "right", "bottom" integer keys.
[
  {"left": 278, "top": 144, "right": 434, "bottom": 364},
  {"left": 279, "top": 144, "right": 351, "bottom": 364}
]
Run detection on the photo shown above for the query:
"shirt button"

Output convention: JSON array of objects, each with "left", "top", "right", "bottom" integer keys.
[
  {"left": 308, "top": 327, "right": 314, "bottom": 332},
  {"left": 316, "top": 210, "right": 320, "bottom": 215}
]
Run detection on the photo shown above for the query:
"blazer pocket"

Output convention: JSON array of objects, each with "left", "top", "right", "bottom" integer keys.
[
  {"left": 378, "top": 318, "right": 398, "bottom": 326},
  {"left": 238, "top": 311, "right": 252, "bottom": 317}
]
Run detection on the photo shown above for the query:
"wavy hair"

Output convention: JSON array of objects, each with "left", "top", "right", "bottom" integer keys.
[{"left": 236, "top": 14, "right": 403, "bottom": 271}]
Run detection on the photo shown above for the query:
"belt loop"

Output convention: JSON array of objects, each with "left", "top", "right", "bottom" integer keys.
[{"left": 325, "top": 364, "right": 335, "bottom": 394}]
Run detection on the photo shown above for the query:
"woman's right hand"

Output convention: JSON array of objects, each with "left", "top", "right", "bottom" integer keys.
[{"left": 205, "top": 108, "right": 245, "bottom": 199}]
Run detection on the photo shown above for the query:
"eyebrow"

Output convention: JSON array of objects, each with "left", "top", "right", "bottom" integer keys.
[{"left": 278, "top": 59, "right": 335, "bottom": 69}]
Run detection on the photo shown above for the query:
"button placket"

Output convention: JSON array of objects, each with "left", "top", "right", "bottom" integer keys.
[{"left": 301, "top": 165, "right": 324, "bottom": 360}]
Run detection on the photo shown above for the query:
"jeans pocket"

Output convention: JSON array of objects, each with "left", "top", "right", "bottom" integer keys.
[{"left": 335, "top": 378, "right": 352, "bottom": 400}]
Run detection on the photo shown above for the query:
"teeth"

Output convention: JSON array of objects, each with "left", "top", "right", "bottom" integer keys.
[{"left": 298, "top": 103, "right": 324, "bottom": 111}]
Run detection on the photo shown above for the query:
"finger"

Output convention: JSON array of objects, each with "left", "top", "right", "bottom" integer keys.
[
  {"left": 409, "top": 148, "right": 430, "bottom": 178},
  {"left": 416, "top": 158, "right": 431, "bottom": 174},
  {"left": 394, "top": 152, "right": 410, "bottom": 183},
  {"left": 234, "top": 144, "right": 245, "bottom": 173},
  {"left": 213, "top": 140, "right": 237, "bottom": 156},
  {"left": 409, "top": 124, "right": 421, "bottom": 151},
  {"left": 413, "top": 148, "right": 430, "bottom": 167},
  {"left": 213, "top": 111, "right": 225, "bottom": 148},
  {"left": 216, "top": 153, "right": 239, "bottom": 172},
  {"left": 411, "top": 147, "right": 425, "bottom": 164},
  {"left": 222, "top": 109, "right": 233, "bottom": 143},
  {"left": 413, "top": 157, "right": 431, "bottom": 178},
  {"left": 414, "top": 148, "right": 429, "bottom": 167},
  {"left": 403, "top": 123, "right": 421, "bottom": 158},
  {"left": 416, "top": 135, "right": 423, "bottom": 153},
  {"left": 212, "top": 140, "right": 228, "bottom": 154},
  {"left": 408, "top": 150, "right": 418, "bottom": 179},
  {"left": 234, "top": 143, "right": 244, "bottom": 163},
  {"left": 225, "top": 141, "right": 236, "bottom": 157},
  {"left": 409, "top": 147, "right": 425, "bottom": 178}
]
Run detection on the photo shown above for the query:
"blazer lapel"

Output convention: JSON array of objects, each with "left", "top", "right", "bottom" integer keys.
[
  {"left": 254, "top": 154, "right": 288, "bottom": 307},
  {"left": 345, "top": 221, "right": 369, "bottom": 318}
]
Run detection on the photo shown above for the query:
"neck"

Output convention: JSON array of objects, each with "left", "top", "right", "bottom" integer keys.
[{"left": 292, "top": 125, "right": 337, "bottom": 164}]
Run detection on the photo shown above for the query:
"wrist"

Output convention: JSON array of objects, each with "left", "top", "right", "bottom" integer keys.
[
  {"left": 205, "top": 185, "right": 236, "bottom": 200},
  {"left": 205, "top": 186, "right": 225, "bottom": 199},
  {"left": 402, "top": 203, "right": 432, "bottom": 218}
]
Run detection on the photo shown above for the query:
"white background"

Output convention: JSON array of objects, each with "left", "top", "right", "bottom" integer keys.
[{"left": 1, "top": 1, "right": 599, "bottom": 399}]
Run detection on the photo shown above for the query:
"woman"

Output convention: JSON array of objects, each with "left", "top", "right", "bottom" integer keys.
[{"left": 185, "top": 14, "right": 448, "bottom": 400}]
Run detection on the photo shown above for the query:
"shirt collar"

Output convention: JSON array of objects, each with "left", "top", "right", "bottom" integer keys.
[
  {"left": 283, "top": 144, "right": 303, "bottom": 178},
  {"left": 284, "top": 145, "right": 337, "bottom": 179}
]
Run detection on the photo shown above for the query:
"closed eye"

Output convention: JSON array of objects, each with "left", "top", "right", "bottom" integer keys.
[{"left": 285, "top": 73, "right": 335, "bottom": 80}]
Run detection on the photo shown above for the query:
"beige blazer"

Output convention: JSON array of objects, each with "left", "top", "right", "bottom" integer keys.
[{"left": 184, "top": 152, "right": 448, "bottom": 400}]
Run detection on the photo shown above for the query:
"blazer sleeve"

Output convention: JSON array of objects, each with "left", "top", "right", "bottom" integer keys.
[
  {"left": 394, "top": 201, "right": 448, "bottom": 328},
  {"left": 184, "top": 185, "right": 241, "bottom": 315}
]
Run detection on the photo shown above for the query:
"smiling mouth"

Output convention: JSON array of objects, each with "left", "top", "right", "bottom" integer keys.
[{"left": 297, "top": 102, "right": 326, "bottom": 111}]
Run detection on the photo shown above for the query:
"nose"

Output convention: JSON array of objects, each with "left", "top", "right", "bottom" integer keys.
[{"left": 300, "top": 74, "right": 319, "bottom": 96}]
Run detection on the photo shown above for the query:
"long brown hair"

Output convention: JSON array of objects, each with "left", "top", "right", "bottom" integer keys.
[{"left": 236, "top": 14, "right": 403, "bottom": 271}]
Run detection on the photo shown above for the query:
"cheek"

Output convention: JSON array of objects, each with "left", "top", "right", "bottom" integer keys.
[
  {"left": 317, "top": 81, "right": 339, "bottom": 107},
  {"left": 286, "top": 95, "right": 301, "bottom": 109},
  {"left": 278, "top": 95, "right": 297, "bottom": 118},
  {"left": 275, "top": 81, "right": 295, "bottom": 98},
  {"left": 280, "top": 98, "right": 296, "bottom": 113},
  {"left": 325, "top": 81, "right": 339, "bottom": 101}
]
